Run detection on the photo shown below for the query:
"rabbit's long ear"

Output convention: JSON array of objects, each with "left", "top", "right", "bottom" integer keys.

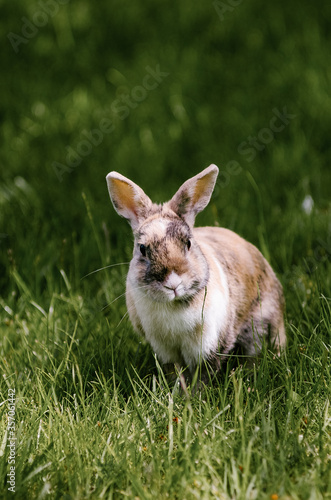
[
  {"left": 168, "top": 164, "right": 219, "bottom": 226},
  {"left": 106, "top": 172, "right": 152, "bottom": 230}
]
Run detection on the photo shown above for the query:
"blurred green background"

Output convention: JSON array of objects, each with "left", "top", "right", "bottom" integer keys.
[{"left": 1, "top": 0, "right": 331, "bottom": 305}]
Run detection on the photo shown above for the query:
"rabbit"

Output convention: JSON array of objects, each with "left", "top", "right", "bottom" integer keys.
[{"left": 106, "top": 164, "right": 286, "bottom": 384}]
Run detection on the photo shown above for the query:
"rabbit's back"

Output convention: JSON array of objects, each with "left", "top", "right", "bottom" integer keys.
[{"left": 194, "top": 226, "right": 286, "bottom": 356}]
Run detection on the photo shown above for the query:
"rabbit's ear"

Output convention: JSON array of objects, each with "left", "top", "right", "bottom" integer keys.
[
  {"left": 168, "top": 164, "right": 219, "bottom": 226},
  {"left": 106, "top": 172, "right": 152, "bottom": 230}
]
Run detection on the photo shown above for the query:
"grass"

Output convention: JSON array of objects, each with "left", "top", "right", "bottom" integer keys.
[
  {"left": 1, "top": 0, "right": 331, "bottom": 498},
  {"left": 0, "top": 201, "right": 330, "bottom": 499}
]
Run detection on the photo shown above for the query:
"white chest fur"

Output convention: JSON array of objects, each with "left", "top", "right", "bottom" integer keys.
[{"left": 131, "top": 255, "right": 229, "bottom": 371}]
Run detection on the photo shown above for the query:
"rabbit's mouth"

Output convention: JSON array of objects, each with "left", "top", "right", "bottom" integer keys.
[
  {"left": 163, "top": 271, "right": 183, "bottom": 299},
  {"left": 163, "top": 286, "right": 183, "bottom": 301},
  {"left": 162, "top": 270, "right": 200, "bottom": 303},
  {"left": 143, "top": 281, "right": 189, "bottom": 304},
  {"left": 160, "top": 284, "right": 196, "bottom": 305},
  {"left": 141, "top": 270, "right": 206, "bottom": 304}
]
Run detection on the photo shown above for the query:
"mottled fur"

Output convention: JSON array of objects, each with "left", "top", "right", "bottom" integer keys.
[{"left": 106, "top": 165, "right": 286, "bottom": 382}]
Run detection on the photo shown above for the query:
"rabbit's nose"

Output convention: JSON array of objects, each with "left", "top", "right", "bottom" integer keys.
[{"left": 164, "top": 271, "right": 182, "bottom": 295}]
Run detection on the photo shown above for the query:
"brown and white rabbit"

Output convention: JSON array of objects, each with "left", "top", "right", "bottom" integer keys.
[{"left": 106, "top": 165, "right": 286, "bottom": 382}]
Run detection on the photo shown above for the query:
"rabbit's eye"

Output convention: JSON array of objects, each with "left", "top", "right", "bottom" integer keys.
[
  {"left": 187, "top": 239, "right": 191, "bottom": 250},
  {"left": 140, "top": 244, "right": 146, "bottom": 257}
]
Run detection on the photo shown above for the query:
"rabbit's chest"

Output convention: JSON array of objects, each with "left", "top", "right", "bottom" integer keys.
[
  {"left": 138, "top": 299, "right": 200, "bottom": 340},
  {"left": 134, "top": 297, "right": 216, "bottom": 368}
]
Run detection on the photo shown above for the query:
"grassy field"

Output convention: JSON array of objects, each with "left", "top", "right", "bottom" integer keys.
[{"left": 1, "top": 0, "right": 331, "bottom": 498}]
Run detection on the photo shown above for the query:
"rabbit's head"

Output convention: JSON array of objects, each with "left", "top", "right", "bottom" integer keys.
[{"left": 106, "top": 165, "right": 219, "bottom": 303}]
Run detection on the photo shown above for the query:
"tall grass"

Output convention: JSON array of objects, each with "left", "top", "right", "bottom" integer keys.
[{"left": 1, "top": 190, "right": 330, "bottom": 498}]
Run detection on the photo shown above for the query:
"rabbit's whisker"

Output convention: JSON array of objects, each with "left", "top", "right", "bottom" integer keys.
[
  {"left": 81, "top": 262, "right": 130, "bottom": 280},
  {"left": 102, "top": 284, "right": 150, "bottom": 311}
]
